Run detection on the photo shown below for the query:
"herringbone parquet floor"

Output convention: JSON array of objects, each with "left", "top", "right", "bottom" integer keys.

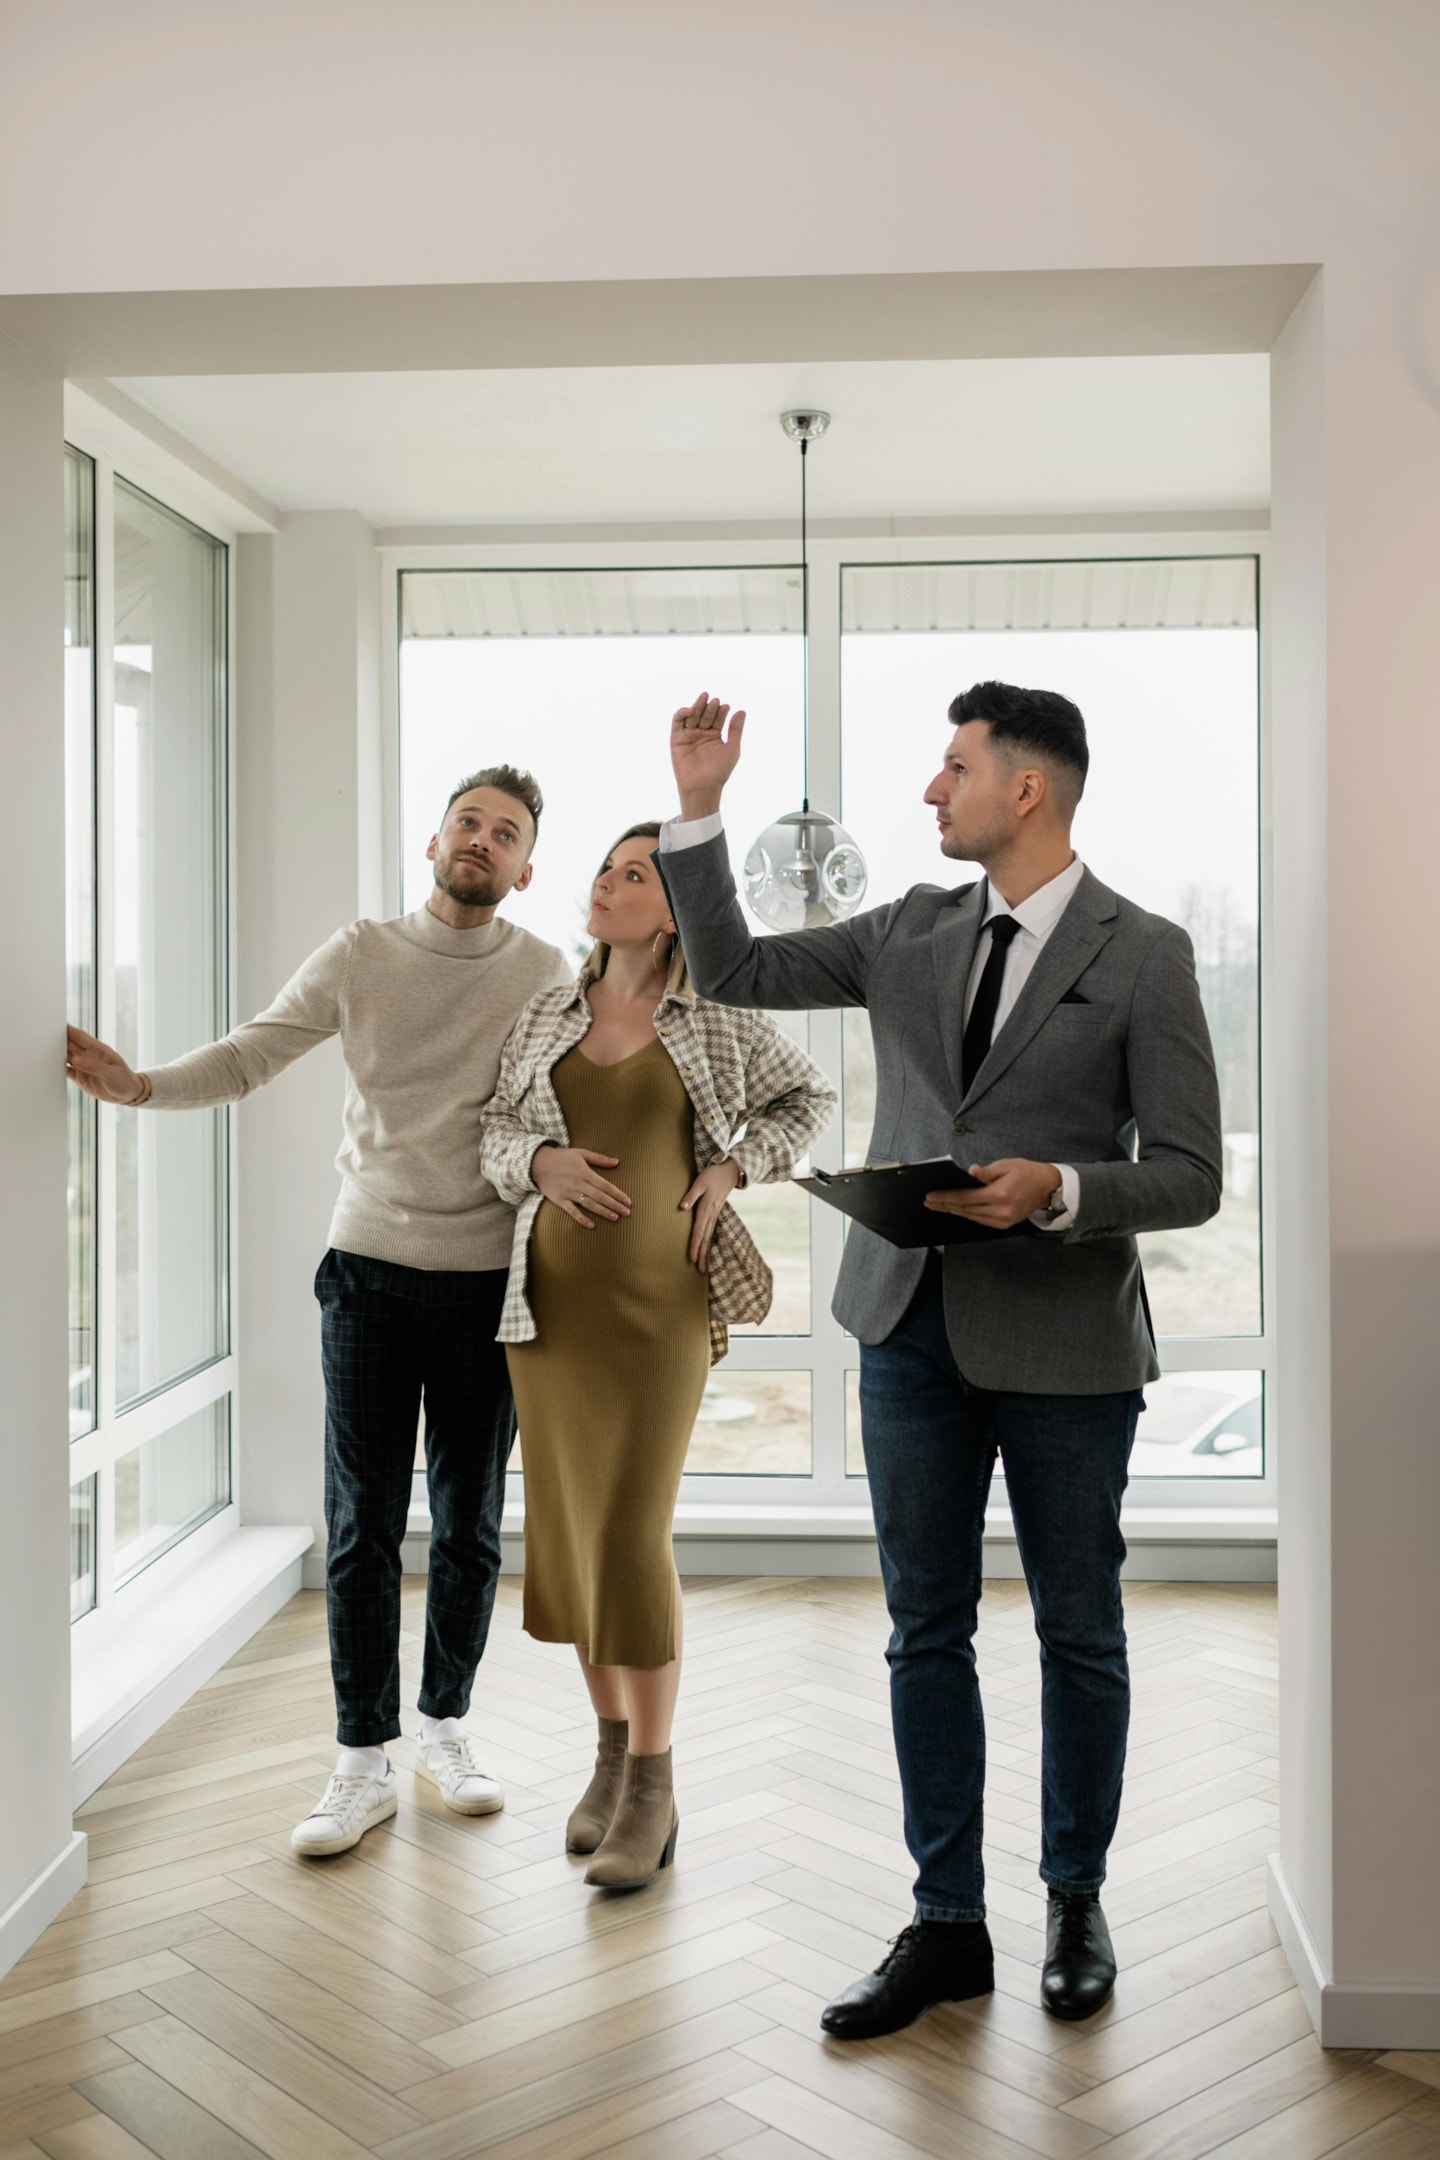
[{"left": 5, "top": 1577, "right": 1439, "bottom": 2160}]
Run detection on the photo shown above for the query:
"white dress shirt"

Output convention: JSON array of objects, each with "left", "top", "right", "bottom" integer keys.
[
  {"left": 659, "top": 815, "right": 1084, "bottom": 1228},
  {"left": 966, "top": 859, "right": 1085, "bottom": 1228}
]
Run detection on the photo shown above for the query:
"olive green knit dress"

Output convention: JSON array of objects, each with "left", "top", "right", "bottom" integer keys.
[{"left": 506, "top": 1038, "right": 710, "bottom": 1668}]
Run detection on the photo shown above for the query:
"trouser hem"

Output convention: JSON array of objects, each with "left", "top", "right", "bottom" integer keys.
[
  {"left": 335, "top": 1722, "right": 402, "bottom": 1748},
  {"left": 1040, "top": 1869, "right": 1107, "bottom": 1896},
  {"left": 914, "top": 1901, "right": 987, "bottom": 1924},
  {"left": 416, "top": 1688, "right": 472, "bottom": 1722}
]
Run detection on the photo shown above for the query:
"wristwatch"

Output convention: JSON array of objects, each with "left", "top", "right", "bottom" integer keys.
[{"left": 1037, "top": 1179, "right": 1067, "bottom": 1224}]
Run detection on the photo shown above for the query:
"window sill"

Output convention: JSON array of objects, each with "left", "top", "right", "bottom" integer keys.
[
  {"left": 71, "top": 1522, "right": 314, "bottom": 1807},
  {"left": 406, "top": 1500, "right": 1277, "bottom": 1544}
]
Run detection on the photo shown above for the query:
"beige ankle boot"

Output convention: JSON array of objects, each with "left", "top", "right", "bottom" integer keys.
[
  {"left": 566, "top": 1717, "right": 629, "bottom": 1854},
  {"left": 583, "top": 1749, "right": 678, "bottom": 1890}
]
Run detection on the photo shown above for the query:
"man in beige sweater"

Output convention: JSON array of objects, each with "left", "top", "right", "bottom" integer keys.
[{"left": 67, "top": 766, "right": 572, "bottom": 1857}]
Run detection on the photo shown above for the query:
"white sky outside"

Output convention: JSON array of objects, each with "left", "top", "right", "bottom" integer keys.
[
  {"left": 842, "top": 627, "right": 1258, "bottom": 929},
  {"left": 401, "top": 624, "right": 1257, "bottom": 954},
  {"left": 400, "top": 635, "right": 804, "bottom": 958}
]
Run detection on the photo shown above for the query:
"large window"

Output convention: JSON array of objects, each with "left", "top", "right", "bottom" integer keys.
[
  {"left": 399, "top": 567, "right": 817, "bottom": 1483},
  {"left": 65, "top": 445, "right": 235, "bottom": 1632},
  {"left": 395, "top": 546, "right": 1269, "bottom": 1509},
  {"left": 840, "top": 557, "right": 1264, "bottom": 1485}
]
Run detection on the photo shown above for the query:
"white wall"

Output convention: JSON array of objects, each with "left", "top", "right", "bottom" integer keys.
[
  {"left": 1268, "top": 278, "right": 1333, "bottom": 1975},
  {"left": 0, "top": 335, "right": 87, "bottom": 1966},
  {"left": 4, "top": 0, "right": 1440, "bottom": 2029},
  {"left": 234, "top": 514, "right": 376, "bottom": 1549}
]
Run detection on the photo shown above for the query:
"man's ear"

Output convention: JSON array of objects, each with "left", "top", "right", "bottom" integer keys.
[
  {"left": 513, "top": 860, "right": 535, "bottom": 893},
  {"left": 1014, "top": 767, "right": 1048, "bottom": 820},
  {"left": 425, "top": 834, "right": 440, "bottom": 862}
]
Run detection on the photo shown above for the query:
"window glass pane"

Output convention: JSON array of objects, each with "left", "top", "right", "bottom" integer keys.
[
  {"left": 65, "top": 447, "right": 97, "bottom": 1437},
  {"left": 845, "top": 1368, "right": 864, "bottom": 1475},
  {"left": 728, "top": 1009, "right": 813, "bottom": 1338},
  {"left": 1130, "top": 1369, "right": 1263, "bottom": 1479},
  {"left": 728, "top": 1175, "right": 812, "bottom": 1335},
  {"left": 842, "top": 1010, "right": 877, "bottom": 1170},
  {"left": 70, "top": 1476, "right": 97, "bottom": 1622},
  {"left": 113, "top": 481, "right": 228, "bottom": 1408},
  {"left": 849, "top": 1362, "right": 1263, "bottom": 1482},
  {"left": 687, "top": 1369, "right": 811, "bottom": 1475},
  {"left": 115, "top": 1397, "right": 231, "bottom": 1584},
  {"left": 841, "top": 560, "right": 1260, "bottom": 1339},
  {"left": 399, "top": 567, "right": 809, "bottom": 1336}
]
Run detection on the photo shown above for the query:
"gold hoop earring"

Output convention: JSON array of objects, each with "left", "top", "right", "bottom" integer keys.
[{"left": 651, "top": 929, "right": 676, "bottom": 972}]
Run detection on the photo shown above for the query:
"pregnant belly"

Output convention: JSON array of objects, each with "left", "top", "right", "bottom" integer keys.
[{"left": 528, "top": 1188, "right": 700, "bottom": 1297}]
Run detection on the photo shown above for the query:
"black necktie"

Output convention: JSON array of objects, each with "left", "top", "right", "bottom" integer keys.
[{"left": 961, "top": 913, "right": 1023, "bottom": 1091}]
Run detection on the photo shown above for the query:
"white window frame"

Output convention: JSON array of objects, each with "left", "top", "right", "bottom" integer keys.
[
  {"left": 64, "top": 402, "right": 241, "bottom": 1645},
  {"left": 382, "top": 525, "right": 1274, "bottom": 1527}
]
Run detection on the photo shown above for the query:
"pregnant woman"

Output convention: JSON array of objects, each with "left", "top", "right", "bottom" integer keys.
[{"left": 481, "top": 821, "right": 834, "bottom": 1889}]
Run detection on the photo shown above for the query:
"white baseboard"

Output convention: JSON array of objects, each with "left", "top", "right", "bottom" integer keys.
[
  {"left": 375, "top": 1530, "right": 1275, "bottom": 1584},
  {"left": 0, "top": 1831, "right": 88, "bottom": 1982},
  {"left": 73, "top": 1525, "right": 314, "bottom": 1808},
  {"left": 1268, "top": 1854, "right": 1440, "bottom": 2048}
]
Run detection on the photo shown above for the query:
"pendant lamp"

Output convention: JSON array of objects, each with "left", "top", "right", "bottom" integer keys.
[{"left": 743, "top": 411, "right": 868, "bottom": 932}]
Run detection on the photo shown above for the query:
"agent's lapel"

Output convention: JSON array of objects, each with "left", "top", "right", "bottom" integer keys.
[
  {"left": 961, "top": 870, "right": 1118, "bottom": 1108},
  {"left": 933, "top": 880, "right": 988, "bottom": 1105}
]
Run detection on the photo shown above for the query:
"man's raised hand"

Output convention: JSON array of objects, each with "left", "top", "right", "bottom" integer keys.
[{"left": 670, "top": 692, "right": 746, "bottom": 820}]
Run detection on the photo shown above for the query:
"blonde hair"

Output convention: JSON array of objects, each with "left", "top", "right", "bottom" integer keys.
[{"left": 582, "top": 821, "right": 694, "bottom": 1003}]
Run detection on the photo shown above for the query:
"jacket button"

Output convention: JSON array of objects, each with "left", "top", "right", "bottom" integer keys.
[{"left": 952, "top": 1116, "right": 971, "bottom": 1135}]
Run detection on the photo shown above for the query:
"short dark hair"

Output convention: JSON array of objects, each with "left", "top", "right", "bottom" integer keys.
[
  {"left": 948, "top": 681, "right": 1089, "bottom": 804},
  {"left": 445, "top": 764, "right": 544, "bottom": 843}
]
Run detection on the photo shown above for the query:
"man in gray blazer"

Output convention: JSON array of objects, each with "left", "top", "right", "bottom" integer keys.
[{"left": 659, "top": 682, "right": 1222, "bottom": 2035}]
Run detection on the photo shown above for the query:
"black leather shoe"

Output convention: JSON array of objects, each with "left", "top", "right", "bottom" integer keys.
[
  {"left": 1041, "top": 1892, "right": 1116, "bottom": 2020},
  {"left": 820, "top": 1920, "right": 994, "bottom": 2040}
]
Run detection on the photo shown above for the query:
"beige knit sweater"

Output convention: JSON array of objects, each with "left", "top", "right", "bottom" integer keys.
[{"left": 143, "top": 907, "right": 571, "bottom": 1271}]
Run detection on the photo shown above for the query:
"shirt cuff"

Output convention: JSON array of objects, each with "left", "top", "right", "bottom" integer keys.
[
  {"left": 1032, "top": 1163, "right": 1079, "bottom": 1232},
  {"left": 659, "top": 811, "right": 725, "bottom": 853}
]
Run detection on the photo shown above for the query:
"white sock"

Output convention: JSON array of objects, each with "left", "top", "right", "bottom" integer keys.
[
  {"left": 337, "top": 1745, "right": 388, "bottom": 1778},
  {"left": 421, "top": 1714, "right": 461, "bottom": 1743}
]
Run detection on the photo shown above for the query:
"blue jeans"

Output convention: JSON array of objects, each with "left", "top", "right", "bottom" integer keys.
[{"left": 859, "top": 1255, "right": 1141, "bottom": 1921}]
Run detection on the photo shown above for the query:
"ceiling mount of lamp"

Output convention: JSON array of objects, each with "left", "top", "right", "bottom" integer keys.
[
  {"left": 779, "top": 408, "right": 831, "bottom": 445},
  {"left": 743, "top": 410, "right": 868, "bottom": 932}
]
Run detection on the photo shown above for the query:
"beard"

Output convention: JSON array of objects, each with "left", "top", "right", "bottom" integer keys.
[
  {"left": 939, "top": 812, "right": 1008, "bottom": 864},
  {"left": 433, "top": 854, "right": 506, "bottom": 909}
]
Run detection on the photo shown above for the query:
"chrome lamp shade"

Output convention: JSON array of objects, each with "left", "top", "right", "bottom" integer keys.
[{"left": 743, "top": 809, "right": 868, "bottom": 931}]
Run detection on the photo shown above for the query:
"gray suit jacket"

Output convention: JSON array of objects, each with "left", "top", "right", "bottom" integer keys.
[{"left": 659, "top": 835, "right": 1223, "bottom": 1394}]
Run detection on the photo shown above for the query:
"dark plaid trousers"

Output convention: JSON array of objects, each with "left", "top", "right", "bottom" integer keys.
[{"left": 315, "top": 1249, "right": 515, "bottom": 1747}]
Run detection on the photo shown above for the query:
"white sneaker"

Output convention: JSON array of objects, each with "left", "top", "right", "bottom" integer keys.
[
  {"left": 291, "top": 1763, "right": 398, "bottom": 1857},
  {"left": 414, "top": 1731, "right": 505, "bottom": 1816}
]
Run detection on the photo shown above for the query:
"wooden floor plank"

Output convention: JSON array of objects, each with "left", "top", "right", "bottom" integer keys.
[
  {"left": 74, "top": 2059, "right": 269, "bottom": 2160},
  {"left": 175, "top": 1928, "right": 445, "bottom": 2091},
  {"left": 139, "top": 1970, "right": 427, "bottom": 2142},
  {"left": 115, "top": 2015, "right": 376, "bottom": 2160}
]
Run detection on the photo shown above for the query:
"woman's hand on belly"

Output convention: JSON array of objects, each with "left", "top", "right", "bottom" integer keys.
[
  {"left": 532, "top": 1144, "right": 633, "bottom": 1226},
  {"left": 680, "top": 1158, "right": 744, "bottom": 1272}
]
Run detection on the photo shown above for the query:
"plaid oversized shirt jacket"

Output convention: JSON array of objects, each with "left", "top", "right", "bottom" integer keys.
[{"left": 479, "top": 972, "right": 837, "bottom": 1363}]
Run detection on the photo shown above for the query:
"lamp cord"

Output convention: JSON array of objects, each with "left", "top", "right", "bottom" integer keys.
[{"left": 800, "top": 436, "right": 810, "bottom": 815}]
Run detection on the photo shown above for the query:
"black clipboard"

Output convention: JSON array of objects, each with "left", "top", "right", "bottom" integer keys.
[{"left": 794, "top": 1157, "right": 1042, "bottom": 1248}]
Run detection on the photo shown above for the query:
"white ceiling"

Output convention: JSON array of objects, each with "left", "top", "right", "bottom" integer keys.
[{"left": 114, "top": 354, "right": 1269, "bottom": 530}]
